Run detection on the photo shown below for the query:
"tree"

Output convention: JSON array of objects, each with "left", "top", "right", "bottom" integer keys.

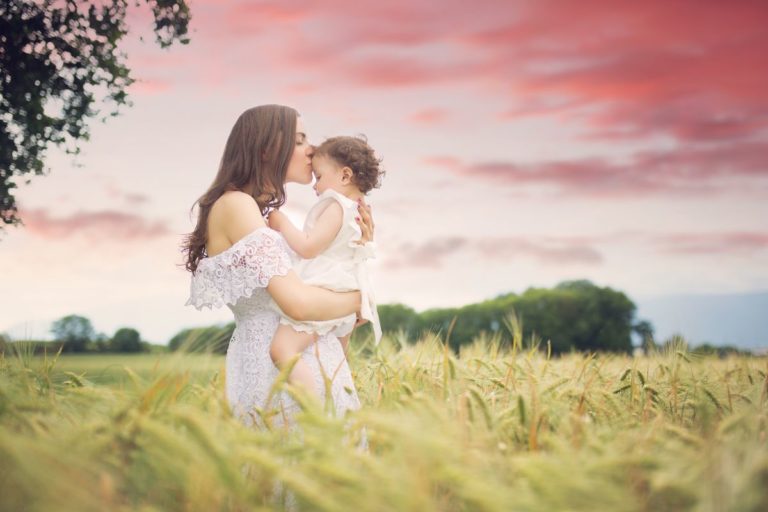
[
  {"left": 50, "top": 314, "right": 95, "bottom": 352},
  {"left": 633, "top": 320, "right": 656, "bottom": 354},
  {"left": 110, "top": 327, "right": 143, "bottom": 352},
  {"left": 410, "top": 280, "right": 637, "bottom": 353},
  {"left": 0, "top": 0, "right": 190, "bottom": 229},
  {"left": 377, "top": 304, "right": 419, "bottom": 339}
]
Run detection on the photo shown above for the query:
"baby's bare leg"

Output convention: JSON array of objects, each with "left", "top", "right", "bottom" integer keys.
[{"left": 270, "top": 324, "right": 320, "bottom": 398}]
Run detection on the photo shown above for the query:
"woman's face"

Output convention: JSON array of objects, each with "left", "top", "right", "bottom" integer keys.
[{"left": 284, "top": 118, "right": 313, "bottom": 185}]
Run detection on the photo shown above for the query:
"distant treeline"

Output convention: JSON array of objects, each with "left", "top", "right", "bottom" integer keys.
[
  {"left": 375, "top": 280, "right": 641, "bottom": 353},
  {"left": 0, "top": 315, "right": 156, "bottom": 355},
  {"left": 1, "top": 281, "right": 752, "bottom": 357},
  {"left": 164, "top": 280, "right": 649, "bottom": 355}
]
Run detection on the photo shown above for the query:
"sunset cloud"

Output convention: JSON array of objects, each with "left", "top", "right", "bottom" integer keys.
[
  {"left": 385, "top": 236, "right": 603, "bottom": 269},
  {"left": 426, "top": 140, "right": 768, "bottom": 197},
  {"left": 128, "top": 79, "right": 172, "bottom": 95},
  {"left": 105, "top": 185, "right": 150, "bottom": 205},
  {"left": 176, "top": 1, "right": 768, "bottom": 152},
  {"left": 408, "top": 108, "right": 450, "bottom": 125},
  {"left": 654, "top": 232, "right": 768, "bottom": 255},
  {"left": 117, "top": 0, "right": 768, "bottom": 195},
  {"left": 22, "top": 209, "right": 170, "bottom": 241}
]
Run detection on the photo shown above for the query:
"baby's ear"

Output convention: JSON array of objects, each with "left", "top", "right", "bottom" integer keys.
[{"left": 341, "top": 166, "right": 354, "bottom": 183}]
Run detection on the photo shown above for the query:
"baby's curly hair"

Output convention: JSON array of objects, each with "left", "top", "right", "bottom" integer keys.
[{"left": 314, "top": 135, "right": 384, "bottom": 194}]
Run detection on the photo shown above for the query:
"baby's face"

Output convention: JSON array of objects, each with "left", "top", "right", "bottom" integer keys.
[{"left": 311, "top": 155, "right": 346, "bottom": 196}]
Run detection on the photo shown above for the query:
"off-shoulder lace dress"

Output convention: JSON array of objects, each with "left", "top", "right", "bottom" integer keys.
[{"left": 186, "top": 227, "right": 362, "bottom": 428}]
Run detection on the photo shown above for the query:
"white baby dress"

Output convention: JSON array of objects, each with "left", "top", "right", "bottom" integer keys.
[{"left": 276, "top": 189, "right": 382, "bottom": 343}]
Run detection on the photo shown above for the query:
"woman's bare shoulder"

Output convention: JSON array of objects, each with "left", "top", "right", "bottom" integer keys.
[{"left": 210, "top": 191, "right": 267, "bottom": 245}]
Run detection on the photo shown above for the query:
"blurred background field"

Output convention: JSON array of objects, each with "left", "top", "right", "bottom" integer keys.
[
  {"left": 31, "top": 352, "right": 224, "bottom": 388},
  {"left": 2, "top": 335, "right": 767, "bottom": 512}
]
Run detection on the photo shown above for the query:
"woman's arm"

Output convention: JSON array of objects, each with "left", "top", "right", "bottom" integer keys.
[
  {"left": 268, "top": 203, "right": 342, "bottom": 259},
  {"left": 267, "top": 272, "right": 361, "bottom": 322}
]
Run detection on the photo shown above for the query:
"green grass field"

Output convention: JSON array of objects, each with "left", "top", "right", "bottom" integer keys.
[
  {"left": 36, "top": 352, "right": 224, "bottom": 388},
  {"left": 1, "top": 337, "right": 767, "bottom": 511}
]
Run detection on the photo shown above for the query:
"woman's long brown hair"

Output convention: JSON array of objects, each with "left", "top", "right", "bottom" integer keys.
[{"left": 182, "top": 105, "right": 298, "bottom": 273}]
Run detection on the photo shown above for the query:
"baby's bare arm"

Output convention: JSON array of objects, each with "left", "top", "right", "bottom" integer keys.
[{"left": 269, "top": 203, "right": 343, "bottom": 259}]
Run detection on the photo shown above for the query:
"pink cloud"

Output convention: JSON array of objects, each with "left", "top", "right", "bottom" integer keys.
[
  {"left": 387, "top": 237, "right": 468, "bottom": 268},
  {"left": 654, "top": 232, "right": 768, "bottom": 255},
  {"left": 384, "top": 235, "right": 603, "bottom": 269},
  {"left": 105, "top": 185, "right": 150, "bottom": 205},
  {"left": 21, "top": 209, "right": 170, "bottom": 241},
  {"left": 183, "top": 1, "right": 768, "bottom": 148},
  {"left": 477, "top": 238, "right": 603, "bottom": 265},
  {"left": 408, "top": 108, "right": 449, "bottom": 125},
  {"left": 485, "top": 2, "right": 768, "bottom": 144},
  {"left": 128, "top": 79, "right": 172, "bottom": 95},
  {"left": 425, "top": 140, "right": 768, "bottom": 197},
  {"left": 118, "top": 1, "right": 768, "bottom": 196}
]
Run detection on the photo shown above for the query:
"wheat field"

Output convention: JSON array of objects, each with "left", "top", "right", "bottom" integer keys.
[{"left": 1, "top": 335, "right": 766, "bottom": 511}]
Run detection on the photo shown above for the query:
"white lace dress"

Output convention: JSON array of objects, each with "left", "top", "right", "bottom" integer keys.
[{"left": 185, "top": 227, "right": 363, "bottom": 428}]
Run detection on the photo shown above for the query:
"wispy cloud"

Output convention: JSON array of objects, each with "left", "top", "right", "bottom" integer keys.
[
  {"left": 425, "top": 140, "right": 768, "bottom": 197},
  {"left": 128, "top": 78, "right": 172, "bottom": 95},
  {"left": 408, "top": 108, "right": 450, "bottom": 125},
  {"left": 384, "top": 235, "right": 603, "bottom": 269},
  {"left": 21, "top": 209, "right": 170, "bottom": 241},
  {"left": 105, "top": 185, "right": 150, "bottom": 205},
  {"left": 179, "top": 0, "right": 768, "bottom": 145},
  {"left": 653, "top": 232, "right": 768, "bottom": 255}
]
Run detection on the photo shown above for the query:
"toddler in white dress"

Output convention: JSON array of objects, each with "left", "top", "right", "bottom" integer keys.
[{"left": 267, "top": 135, "right": 383, "bottom": 399}]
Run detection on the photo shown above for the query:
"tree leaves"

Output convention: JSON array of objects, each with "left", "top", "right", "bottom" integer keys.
[{"left": 0, "top": 0, "right": 190, "bottom": 229}]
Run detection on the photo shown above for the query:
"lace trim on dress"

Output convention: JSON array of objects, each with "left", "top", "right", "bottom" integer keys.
[{"left": 186, "top": 227, "right": 292, "bottom": 310}]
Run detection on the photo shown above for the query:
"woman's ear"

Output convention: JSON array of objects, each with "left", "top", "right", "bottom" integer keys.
[{"left": 342, "top": 166, "right": 354, "bottom": 183}]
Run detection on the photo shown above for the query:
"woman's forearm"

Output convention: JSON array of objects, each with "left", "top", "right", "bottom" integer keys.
[
  {"left": 268, "top": 271, "right": 360, "bottom": 321},
  {"left": 300, "top": 285, "right": 361, "bottom": 321}
]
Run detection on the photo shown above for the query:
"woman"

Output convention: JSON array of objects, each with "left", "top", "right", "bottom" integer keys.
[{"left": 183, "top": 105, "right": 373, "bottom": 428}]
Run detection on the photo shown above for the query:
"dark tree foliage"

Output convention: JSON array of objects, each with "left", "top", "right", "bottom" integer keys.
[
  {"left": 377, "top": 304, "right": 419, "bottom": 338},
  {"left": 0, "top": 0, "right": 190, "bottom": 228},
  {"left": 50, "top": 314, "right": 95, "bottom": 352},
  {"left": 110, "top": 327, "right": 144, "bottom": 352},
  {"left": 633, "top": 320, "right": 656, "bottom": 353},
  {"left": 397, "top": 280, "right": 640, "bottom": 354}
]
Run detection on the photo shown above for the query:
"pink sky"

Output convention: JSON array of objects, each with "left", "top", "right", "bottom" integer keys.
[{"left": 2, "top": 0, "right": 767, "bottom": 343}]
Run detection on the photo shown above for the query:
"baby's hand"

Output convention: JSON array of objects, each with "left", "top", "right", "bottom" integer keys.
[{"left": 268, "top": 210, "right": 286, "bottom": 231}]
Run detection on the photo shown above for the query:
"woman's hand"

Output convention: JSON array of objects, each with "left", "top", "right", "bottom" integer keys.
[{"left": 355, "top": 198, "right": 374, "bottom": 244}]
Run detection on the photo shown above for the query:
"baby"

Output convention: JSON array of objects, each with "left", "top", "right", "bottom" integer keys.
[{"left": 267, "top": 135, "right": 383, "bottom": 399}]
